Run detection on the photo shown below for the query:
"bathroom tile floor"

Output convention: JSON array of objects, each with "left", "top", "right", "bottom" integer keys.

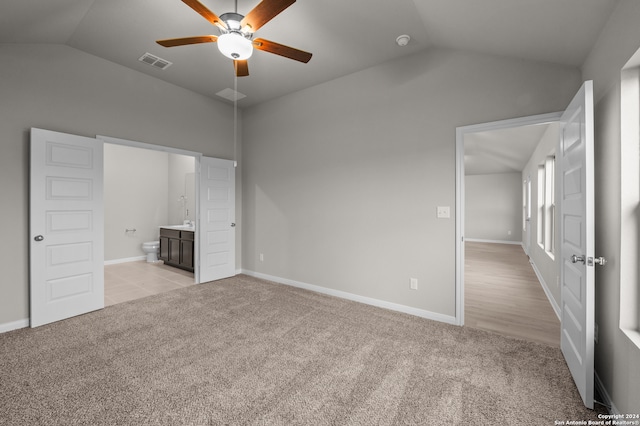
[{"left": 104, "top": 260, "right": 195, "bottom": 306}]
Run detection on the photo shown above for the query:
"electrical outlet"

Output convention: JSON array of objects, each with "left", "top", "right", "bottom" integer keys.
[
  {"left": 436, "top": 206, "right": 450, "bottom": 219},
  {"left": 259, "top": 253, "right": 264, "bottom": 262},
  {"left": 410, "top": 278, "right": 418, "bottom": 290}
]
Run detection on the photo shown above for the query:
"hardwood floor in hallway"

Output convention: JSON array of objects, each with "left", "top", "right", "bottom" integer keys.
[{"left": 464, "top": 242, "right": 560, "bottom": 347}]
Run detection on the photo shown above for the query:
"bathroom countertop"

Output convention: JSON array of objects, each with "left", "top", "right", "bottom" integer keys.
[{"left": 160, "top": 225, "right": 195, "bottom": 231}]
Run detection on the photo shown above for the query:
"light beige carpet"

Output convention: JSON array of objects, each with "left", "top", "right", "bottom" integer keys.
[{"left": 0, "top": 274, "right": 603, "bottom": 425}]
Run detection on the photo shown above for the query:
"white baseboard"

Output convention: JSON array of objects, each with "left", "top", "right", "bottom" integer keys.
[
  {"left": 0, "top": 318, "right": 30, "bottom": 334},
  {"left": 465, "top": 238, "right": 522, "bottom": 245},
  {"left": 241, "top": 270, "right": 457, "bottom": 325},
  {"left": 595, "top": 371, "right": 618, "bottom": 414},
  {"left": 528, "top": 260, "right": 561, "bottom": 320},
  {"left": 104, "top": 256, "right": 146, "bottom": 265}
]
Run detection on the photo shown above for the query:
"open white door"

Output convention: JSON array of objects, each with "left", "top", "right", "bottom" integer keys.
[
  {"left": 30, "top": 128, "right": 104, "bottom": 327},
  {"left": 558, "top": 81, "right": 597, "bottom": 409},
  {"left": 199, "top": 157, "right": 236, "bottom": 282}
]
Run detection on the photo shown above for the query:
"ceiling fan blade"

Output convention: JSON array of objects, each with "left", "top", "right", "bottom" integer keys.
[
  {"left": 181, "top": 0, "right": 226, "bottom": 29},
  {"left": 234, "top": 60, "right": 249, "bottom": 77},
  {"left": 253, "top": 38, "right": 312, "bottom": 63},
  {"left": 156, "top": 35, "right": 218, "bottom": 47},
  {"left": 241, "top": 0, "right": 295, "bottom": 32}
]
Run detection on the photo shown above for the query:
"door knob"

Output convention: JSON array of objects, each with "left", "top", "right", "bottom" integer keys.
[
  {"left": 571, "top": 254, "right": 585, "bottom": 264},
  {"left": 230, "top": 223, "right": 236, "bottom": 227},
  {"left": 34, "top": 235, "right": 44, "bottom": 242}
]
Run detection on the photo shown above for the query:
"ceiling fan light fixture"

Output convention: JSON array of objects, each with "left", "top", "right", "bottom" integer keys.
[{"left": 217, "top": 32, "right": 253, "bottom": 60}]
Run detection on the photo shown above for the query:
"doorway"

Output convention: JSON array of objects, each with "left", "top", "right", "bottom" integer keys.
[
  {"left": 455, "top": 113, "right": 562, "bottom": 345},
  {"left": 99, "top": 135, "right": 238, "bottom": 288},
  {"left": 30, "top": 128, "right": 237, "bottom": 327},
  {"left": 103, "top": 142, "right": 197, "bottom": 306}
]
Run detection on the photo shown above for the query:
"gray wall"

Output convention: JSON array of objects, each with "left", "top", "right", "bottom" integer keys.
[
  {"left": 0, "top": 43, "right": 236, "bottom": 326},
  {"left": 522, "top": 123, "right": 561, "bottom": 310},
  {"left": 242, "top": 47, "right": 581, "bottom": 318},
  {"left": 465, "top": 172, "right": 522, "bottom": 243},
  {"left": 581, "top": 0, "right": 640, "bottom": 414}
]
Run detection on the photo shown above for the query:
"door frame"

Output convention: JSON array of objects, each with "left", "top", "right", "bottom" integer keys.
[
  {"left": 454, "top": 112, "right": 562, "bottom": 326},
  {"left": 97, "top": 135, "right": 203, "bottom": 283}
]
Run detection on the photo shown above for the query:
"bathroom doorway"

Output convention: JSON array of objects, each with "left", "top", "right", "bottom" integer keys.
[
  {"left": 103, "top": 142, "right": 197, "bottom": 306},
  {"left": 29, "top": 129, "right": 237, "bottom": 325}
]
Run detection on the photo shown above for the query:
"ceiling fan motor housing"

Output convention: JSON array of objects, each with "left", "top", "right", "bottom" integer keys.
[{"left": 220, "top": 12, "right": 246, "bottom": 32}]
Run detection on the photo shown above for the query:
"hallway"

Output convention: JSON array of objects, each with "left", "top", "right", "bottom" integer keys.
[{"left": 464, "top": 242, "right": 560, "bottom": 347}]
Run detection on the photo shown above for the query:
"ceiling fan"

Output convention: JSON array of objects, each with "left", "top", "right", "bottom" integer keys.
[{"left": 156, "top": 0, "right": 312, "bottom": 77}]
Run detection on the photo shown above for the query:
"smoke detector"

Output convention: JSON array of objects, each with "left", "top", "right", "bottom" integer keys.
[{"left": 396, "top": 35, "right": 411, "bottom": 47}]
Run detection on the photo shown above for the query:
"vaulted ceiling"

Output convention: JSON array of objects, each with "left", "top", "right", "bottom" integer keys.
[{"left": 1, "top": 0, "right": 619, "bottom": 108}]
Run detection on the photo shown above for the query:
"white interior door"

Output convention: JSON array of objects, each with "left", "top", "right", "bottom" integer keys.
[
  {"left": 199, "top": 157, "right": 236, "bottom": 282},
  {"left": 30, "top": 128, "right": 104, "bottom": 327},
  {"left": 559, "top": 81, "right": 595, "bottom": 409}
]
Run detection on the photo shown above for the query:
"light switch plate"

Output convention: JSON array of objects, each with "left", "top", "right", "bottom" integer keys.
[{"left": 437, "top": 206, "right": 450, "bottom": 219}]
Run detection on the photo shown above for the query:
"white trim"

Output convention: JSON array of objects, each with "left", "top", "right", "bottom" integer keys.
[
  {"left": 455, "top": 126, "right": 465, "bottom": 326},
  {"left": 0, "top": 318, "right": 30, "bottom": 334},
  {"left": 595, "top": 371, "right": 619, "bottom": 414},
  {"left": 621, "top": 328, "right": 640, "bottom": 350},
  {"left": 97, "top": 135, "right": 202, "bottom": 158},
  {"left": 465, "top": 238, "right": 522, "bottom": 245},
  {"left": 455, "top": 112, "right": 563, "bottom": 327},
  {"left": 104, "top": 256, "right": 146, "bottom": 265},
  {"left": 242, "top": 270, "right": 457, "bottom": 325},
  {"left": 528, "top": 258, "right": 561, "bottom": 320}
]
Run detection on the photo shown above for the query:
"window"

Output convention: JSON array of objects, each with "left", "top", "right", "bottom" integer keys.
[
  {"left": 536, "top": 164, "right": 544, "bottom": 248},
  {"left": 522, "top": 180, "right": 527, "bottom": 231},
  {"left": 544, "top": 155, "right": 555, "bottom": 257},
  {"left": 537, "top": 165, "right": 545, "bottom": 247},
  {"left": 620, "top": 50, "right": 640, "bottom": 346},
  {"left": 522, "top": 179, "right": 527, "bottom": 231},
  {"left": 536, "top": 156, "right": 555, "bottom": 258}
]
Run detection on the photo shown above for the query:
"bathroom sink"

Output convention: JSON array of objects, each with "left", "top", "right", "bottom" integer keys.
[{"left": 160, "top": 225, "right": 195, "bottom": 231}]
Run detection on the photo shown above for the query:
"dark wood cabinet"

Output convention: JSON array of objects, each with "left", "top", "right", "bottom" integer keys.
[
  {"left": 159, "top": 228, "right": 194, "bottom": 272},
  {"left": 180, "top": 231, "right": 194, "bottom": 269}
]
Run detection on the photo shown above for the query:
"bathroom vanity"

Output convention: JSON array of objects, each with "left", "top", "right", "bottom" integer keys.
[{"left": 159, "top": 226, "right": 194, "bottom": 272}]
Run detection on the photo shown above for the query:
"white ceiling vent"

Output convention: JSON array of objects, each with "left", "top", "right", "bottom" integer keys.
[
  {"left": 216, "top": 88, "right": 247, "bottom": 101},
  {"left": 138, "top": 52, "right": 172, "bottom": 70}
]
